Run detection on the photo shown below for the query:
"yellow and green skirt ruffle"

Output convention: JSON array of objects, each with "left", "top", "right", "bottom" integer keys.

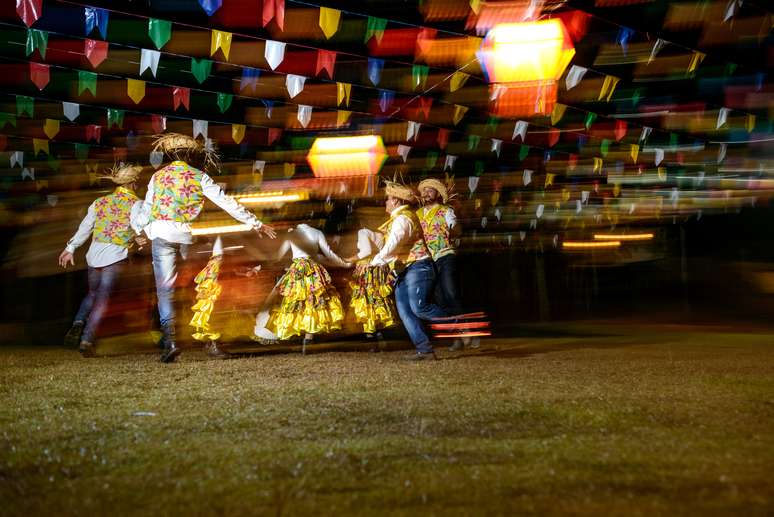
[
  {"left": 269, "top": 257, "right": 344, "bottom": 340},
  {"left": 349, "top": 261, "right": 396, "bottom": 334},
  {"left": 189, "top": 256, "right": 222, "bottom": 341}
]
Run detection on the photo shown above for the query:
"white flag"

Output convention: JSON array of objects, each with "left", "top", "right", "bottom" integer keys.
[
  {"left": 150, "top": 151, "right": 164, "bottom": 168},
  {"left": 639, "top": 126, "right": 652, "bottom": 142},
  {"left": 406, "top": 121, "right": 421, "bottom": 141},
  {"left": 62, "top": 102, "right": 80, "bottom": 122},
  {"left": 10, "top": 151, "right": 23, "bottom": 168},
  {"left": 443, "top": 154, "right": 457, "bottom": 171},
  {"left": 468, "top": 176, "right": 479, "bottom": 193},
  {"left": 253, "top": 160, "right": 266, "bottom": 173},
  {"left": 494, "top": 208, "right": 501, "bottom": 221},
  {"left": 654, "top": 148, "right": 664, "bottom": 166},
  {"left": 519, "top": 231, "right": 526, "bottom": 241},
  {"left": 581, "top": 190, "right": 589, "bottom": 203},
  {"left": 523, "top": 169, "right": 532, "bottom": 186},
  {"left": 512, "top": 120, "right": 528, "bottom": 141},
  {"left": 565, "top": 65, "right": 587, "bottom": 90},
  {"left": 192, "top": 119, "right": 208, "bottom": 139},
  {"left": 140, "top": 49, "right": 161, "bottom": 77},
  {"left": 575, "top": 200, "right": 582, "bottom": 213},
  {"left": 286, "top": 74, "right": 306, "bottom": 98},
  {"left": 717, "top": 143, "right": 727, "bottom": 163},
  {"left": 648, "top": 39, "right": 666, "bottom": 64},
  {"left": 397, "top": 144, "right": 411, "bottom": 162},
  {"left": 265, "top": 40, "right": 286, "bottom": 70},
  {"left": 724, "top": 0, "right": 741, "bottom": 22},
  {"left": 536, "top": 204, "right": 544, "bottom": 218},
  {"left": 716, "top": 107, "right": 730, "bottom": 129},
  {"left": 21, "top": 167, "right": 34, "bottom": 180},
  {"left": 297, "top": 105, "right": 312, "bottom": 128},
  {"left": 491, "top": 138, "right": 502, "bottom": 157}
]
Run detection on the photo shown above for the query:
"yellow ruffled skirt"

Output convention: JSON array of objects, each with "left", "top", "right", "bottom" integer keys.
[
  {"left": 269, "top": 257, "right": 344, "bottom": 340},
  {"left": 189, "top": 256, "right": 222, "bottom": 341},
  {"left": 349, "top": 261, "right": 396, "bottom": 334}
]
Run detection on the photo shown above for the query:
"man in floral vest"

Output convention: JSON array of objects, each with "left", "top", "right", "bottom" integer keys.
[
  {"left": 134, "top": 133, "right": 276, "bottom": 363},
  {"left": 371, "top": 179, "right": 447, "bottom": 361},
  {"left": 59, "top": 164, "right": 145, "bottom": 357}
]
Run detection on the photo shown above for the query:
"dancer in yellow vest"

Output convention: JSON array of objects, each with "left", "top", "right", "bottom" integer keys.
[
  {"left": 133, "top": 133, "right": 276, "bottom": 363},
  {"left": 59, "top": 164, "right": 144, "bottom": 357},
  {"left": 371, "top": 179, "right": 447, "bottom": 360}
]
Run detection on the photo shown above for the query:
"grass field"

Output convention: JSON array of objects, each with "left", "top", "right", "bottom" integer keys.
[{"left": 1, "top": 324, "right": 773, "bottom": 516}]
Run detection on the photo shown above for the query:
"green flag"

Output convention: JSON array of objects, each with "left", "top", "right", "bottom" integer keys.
[
  {"left": 600, "top": 139, "right": 610, "bottom": 157},
  {"left": 191, "top": 58, "right": 213, "bottom": 84},
  {"left": 107, "top": 108, "right": 124, "bottom": 128},
  {"left": 216, "top": 93, "right": 233, "bottom": 113},
  {"left": 78, "top": 71, "right": 97, "bottom": 96},
  {"left": 0, "top": 113, "right": 17, "bottom": 127},
  {"left": 670, "top": 133, "right": 678, "bottom": 148},
  {"left": 26, "top": 29, "right": 48, "bottom": 59},
  {"left": 584, "top": 112, "right": 596, "bottom": 130},
  {"left": 474, "top": 161, "right": 484, "bottom": 175},
  {"left": 486, "top": 116, "right": 499, "bottom": 134},
  {"left": 468, "top": 135, "right": 480, "bottom": 151},
  {"left": 364, "top": 16, "right": 387, "bottom": 44},
  {"left": 148, "top": 18, "right": 172, "bottom": 50},
  {"left": 411, "top": 64, "right": 428, "bottom": 90},
  {"left": 74, "top": 143, "right": 90, "bottom": 162},
  {"left": 519, "top": 145, "right": 530, "bottom": 161},
  {"left": 16, "top": 96, "right": 34, "bottom": 118}
]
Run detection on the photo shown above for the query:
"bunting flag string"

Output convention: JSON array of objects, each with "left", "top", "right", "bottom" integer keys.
[
  {"left": 148, "top": 19, "right": 172, "bottom": 50},
  {"left": 319, "top": 7, "right": 341, "bottom": 39}
]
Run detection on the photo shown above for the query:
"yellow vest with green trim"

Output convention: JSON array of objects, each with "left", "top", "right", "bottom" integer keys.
[{"left": 92, "top": 186, "right": 139, "bottom": 248}]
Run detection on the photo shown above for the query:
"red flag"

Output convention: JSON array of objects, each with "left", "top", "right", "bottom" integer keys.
[
  {"left": 262, "top": 0, "right": 285, "bottom": 30},
  {"left": 417, "top": 97, "right": 433, "bottom": 120},
  {"left": 437, "top": 128, "right": 449, "bottom": 149},
  {"left": 16, "top": 0, "right": 42, "bottom": 27},
  {"left": 84, "top": 39, "right": 109, "bottom": 68},
  {"left": 568, "top": 154, "right": 578, "bottom": 169},
  {"left": 151, "top": 114, "right": 166, "bottom": 133},
  {"left": 415, "top": 27, "right": 437, "bottom": 57},
  {"left": 315, "top": 50, "right": 336, "bottom": 79},
  {"left": 267, "top": 127, "right": 282, "bottom": 145},
  {"left": 173, "top": 87, "right": 190, "bottom": 110},
  {"left": 614, "top": 120, "right": 627, "bottom": 141},
  {"left": 86, "top": 125, "right": 101, "bottom": 143},
  {"left": 548, "top": 128, "right": 560, "bottom": 147},
  {"left": 29, "top": 62, "right": 49, "bottom": 90}
]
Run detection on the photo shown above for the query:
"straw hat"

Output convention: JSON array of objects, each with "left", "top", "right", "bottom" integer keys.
[
  {"left": 152, "top": 133, "right": 220, "bottom": 172},
  {"left": 383, "top": 174, "right": 416, "bottom": 202},
  {"left": 418, "top": 174, "right": 456, "bottom": 204},
  {"left": 101, "top": 163, "right": 142, "bottom": 185}
]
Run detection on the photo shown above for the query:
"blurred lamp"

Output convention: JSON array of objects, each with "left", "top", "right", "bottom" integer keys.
[
  {"left": 480, "top": 19, "right": 575, "bottom": 83},
  {"left": 307, "top": 135, "right": 388, "bottom": 178}
]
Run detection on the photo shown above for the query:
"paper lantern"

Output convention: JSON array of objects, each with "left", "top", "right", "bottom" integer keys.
[
  {"left": 307, "top": 135, "right": 387, "bottom": 178},
  {"left": 480, "top": 19, "right": 575, "bottom": 83}
]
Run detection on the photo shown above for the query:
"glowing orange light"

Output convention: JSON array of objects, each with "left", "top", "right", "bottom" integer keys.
[
  {"left": 307, "top": 136, "right": 388, "bottom": 178},
  {"left": 435, "top": 332, "right": 492, "bottom": 339},
  {"left": 594, "top": 233, "right": 654, "bottom": 241},
  {"left": 563, "top": 240, "right": 621, "bottom": 249},
  {"left": 480, "top": 19, "right": 575, "bottom": 83},
  {"left": 235, "top": 191, "right": 307, "bottom": 205}
]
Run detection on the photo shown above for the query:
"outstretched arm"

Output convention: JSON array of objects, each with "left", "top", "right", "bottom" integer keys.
[
  {"left": 200, "top": 174, "right": 275, "bottom": 237},
  {"left": 317, "top": 231, "right": 351, "bottom": 268},
  {"left": 60, "top": 202, "right": 96, "bottom": 268}
]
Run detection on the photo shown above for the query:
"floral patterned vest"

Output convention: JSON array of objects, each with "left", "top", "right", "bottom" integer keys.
[
  {"left": 150, "top": 161, "right": 205, "bottom": 223},
  {"left": 378, "top": 206, "right": 430, "bottom": 267},
  {"left": 92, "top": 186, "right": 139, "bottom": 248},
  {"left": 417, "top": 204, "right": 455, "bottom": 261}
]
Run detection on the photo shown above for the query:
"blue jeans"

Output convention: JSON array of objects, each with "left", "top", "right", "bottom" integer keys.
[
  {"left": 151, "top": 238, "right": 189, "bottom": 327},
  {"left": 394, "top": 259, "right": 447, "bottom": 353},
  {"left": 73, "top": 260, "right": 124, "bottom": 343},
  {"left": 434, "top": 253, "right": 464, "bottom": 316}
]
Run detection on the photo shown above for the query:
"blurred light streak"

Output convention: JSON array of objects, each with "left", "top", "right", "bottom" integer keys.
[
  {"left": 190, "top": 223, "right": 254, "bottom": 236},
  {"left": 307, "top": 135, "right": 387, "bottom": 178},
  {"left": 594, "top": 233, "right": 654, "bottom": 241},
  {"left": 235, "top": 191, "right": 308, "bottom": 204},
  {"left": 563, "top": 240, "right": 621, "bottom": 249}
]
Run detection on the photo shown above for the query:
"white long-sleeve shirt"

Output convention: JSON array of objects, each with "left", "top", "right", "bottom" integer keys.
[
  {"left": 133, "top": 169, "right": 262, "bottom": 244},
  {"left": 275, "top": 224, "right": 350, "bottom": 268},
  {"left": 370, "top": 205, "right": 429, "bottom": 267},
  {"left": 65, "top": 200, "right": 144, "bottom": 268},
  {"left": 355, "top": 228, "right": 385, "bottom": 260}
]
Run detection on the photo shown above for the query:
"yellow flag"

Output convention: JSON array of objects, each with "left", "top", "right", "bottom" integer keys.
[
  {"left": 657, "top": 167, "right": 666, "bottom": 180},
  {"left": 593, "top": 157, "right": 603, "bottom": 174},
  {"left": 613, "top": 183, "right": 621, "bottom": 197},
  {"left": 211, "top": 30, "right": 233, "bottom": 60},
  {"left": 127, "top": 79, "right": 146, "bottom": 104},
  {"left": 746, "top": 114, "right": 756, "bottom": 132},
  {"left": 319, "top": 7, "right": 341, "bottom": 40},
  {"left": 450, "top": 72, "right": 469, "bottom": 92},
  {"left": 470, "top": 0, "right": 482, "bottom": 15},
  {"left": 232, "top": 124, "right": 245, "bottom": 144},
  {"left": 337, "top": 82, "right": 351, "bottom": 107},
  {"left": 630, "top": 144, "right": 639, "bottom": 163},
  {"left": 545, "top": 173, "right": 555, "bottom": 188},
  {"left": 283, "top": 163, "right": 295, "bottom": 178},
  {"left": 337, "top": 110, "right": 352, "bottom": 126},
  {"left": 491, "top": 191, "right": 499, "bottom": 206},
  {"left": 687, "top": 51, "right": 705, "bottom": 73},
  {"left": 44, "top": 119, "right": 59, "bottom": 139},
  {"left": 550, "top": 103, "right": 567, "bottom": 126},
  {"left": 598, "top": 75, "right": 620, "bottom": 102},
  {"left": 35, "top": 179, "right": 49, "bottom": 191},
  {"left": 33, "top": 138, "right": 49, "bottom": 155},
  {"left": 453, "top": 104, "right": 468, "bottom": 125}
]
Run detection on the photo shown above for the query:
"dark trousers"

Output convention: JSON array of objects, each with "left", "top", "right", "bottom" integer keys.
[{"left": 434, "top": 253, "right": 464, "bottom": 316}]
